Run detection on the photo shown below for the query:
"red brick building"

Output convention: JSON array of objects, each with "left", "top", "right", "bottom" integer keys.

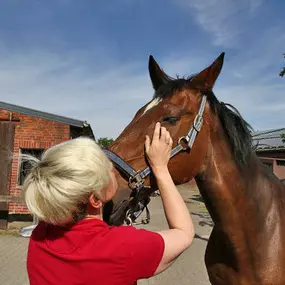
[{"left": 0, "top": 101, "right": 94, "bottom": 229}]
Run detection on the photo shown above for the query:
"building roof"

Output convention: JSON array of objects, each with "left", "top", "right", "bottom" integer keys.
[
  {"left": 252, "top": 128, "right": 285, "bottom": 151},
  {"left": 0, "top": 101, "right": 86, "bottom": 128}
]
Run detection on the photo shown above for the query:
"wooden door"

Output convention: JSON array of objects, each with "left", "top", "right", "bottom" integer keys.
[{"left": 0, "top": 122, "right": 15, "bottom": 229}]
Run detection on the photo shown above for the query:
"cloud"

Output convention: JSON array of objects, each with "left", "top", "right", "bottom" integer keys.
[
  {"left": 0, "top": 47, "right": 155, "bottom": 139},
  {"left": 212, "top": 26, "right": 285, "bottom": 131},
  {"left": 178, "top": 0, "right": 263, "bottom": 47},
  {"left": 249, "top": 0, "right": 263, "bottom": 13}
]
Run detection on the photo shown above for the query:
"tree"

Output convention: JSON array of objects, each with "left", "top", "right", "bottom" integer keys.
[
  {"left": 281, "top": 133, "right": 285, "bottom": 143},
  {"left": 280, "top": 54, "right": 285, "bottom": 77},
  {"left": 97, "top": 137, "right": 114, "bottom": 148}
]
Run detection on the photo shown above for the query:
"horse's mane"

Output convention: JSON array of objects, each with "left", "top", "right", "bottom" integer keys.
[
  {"left": 207, "top": 91, "right": 253, "bottom": 168},
  {"left": 153, "top": 77, "right": 253, "bottom": 169}
]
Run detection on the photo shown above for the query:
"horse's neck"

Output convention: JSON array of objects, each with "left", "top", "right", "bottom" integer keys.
[{"left": 195, "top": 134, "right": 275, "bottom": 232}]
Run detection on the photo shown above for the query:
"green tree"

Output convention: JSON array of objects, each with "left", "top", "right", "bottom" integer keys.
[
  {"left": 97, "top": 137, "right": 114, "bottom": 148},
  {"left": 280, "top": 54, "right": 285, "bottom": 77},
  {"left": 281, "top": 133, "right": 285, "bottom": 143}
]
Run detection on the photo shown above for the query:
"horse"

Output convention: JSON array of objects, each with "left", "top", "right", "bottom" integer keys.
[{"left": 103, "top": 53, "right": 285, "bottom": 285}]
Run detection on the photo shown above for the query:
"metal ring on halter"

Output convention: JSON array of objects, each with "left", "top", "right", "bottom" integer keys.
[
  {"left": 127, "top": 206, "right": 150, "bottom": 226},
  {"left": 125, "top": 216, "right": 133, "bottom": 226},
  {"left": 178, "top": 136, "right": 189, "bottom": 151},
  {"left": 125, "top": 210, "right": 133, "bottom": 226}
]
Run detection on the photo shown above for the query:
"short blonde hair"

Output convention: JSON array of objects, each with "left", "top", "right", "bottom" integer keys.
[{"left": 22, "top": 137, "right": 113, "bottom": 225}]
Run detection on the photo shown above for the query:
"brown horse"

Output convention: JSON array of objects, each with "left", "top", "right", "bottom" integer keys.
[{"left": 104, "top": 53, "right": 285, "bottom": 285}]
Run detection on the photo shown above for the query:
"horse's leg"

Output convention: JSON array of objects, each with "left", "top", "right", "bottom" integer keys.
[{"left": 205, "top": 227, "right": 240, "bottom": 285}]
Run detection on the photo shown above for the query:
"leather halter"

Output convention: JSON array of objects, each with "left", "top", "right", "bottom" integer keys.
[{"left": 103, "top": 95, "right": 207, "bottom": 225}]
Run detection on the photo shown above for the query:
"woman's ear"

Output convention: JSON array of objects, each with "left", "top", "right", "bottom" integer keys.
[{"left": 89, "top": 194, "right": 103, "bottom": 209}]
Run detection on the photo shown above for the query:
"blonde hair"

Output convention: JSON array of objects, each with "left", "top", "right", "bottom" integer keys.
[{"left": 22, "top": 137, "right": 113, "bottom": 225}]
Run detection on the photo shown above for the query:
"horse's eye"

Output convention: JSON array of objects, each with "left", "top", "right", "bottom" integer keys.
[{"left": 162, "top": 116, "right": 180, "bottom": 124}]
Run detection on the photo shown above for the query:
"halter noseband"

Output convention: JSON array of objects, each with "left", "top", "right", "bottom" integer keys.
[{"left": 103, "top": 95, "right": 207, "bottom": 225}]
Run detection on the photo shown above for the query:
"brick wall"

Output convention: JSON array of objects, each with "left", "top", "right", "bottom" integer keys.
[{"left": 0, "top": 109, "right": 70, "bottom": 215}]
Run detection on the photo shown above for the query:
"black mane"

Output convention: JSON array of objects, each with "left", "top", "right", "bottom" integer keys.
[
  {"left": 153, "top": 76, "right": 195, "bottom": 99},
  {"left": 207, "top": 91, "right": 253, "bottom": 168},
  {"left": 153, "top": 77, "right": 253, "bottom": 169}
]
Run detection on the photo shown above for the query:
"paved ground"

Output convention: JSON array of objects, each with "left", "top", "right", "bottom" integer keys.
[{"left": 0, "top": 184, "right": 213, "bottom": 285}]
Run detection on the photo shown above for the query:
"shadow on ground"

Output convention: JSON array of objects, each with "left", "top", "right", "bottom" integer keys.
[
  {"left": 190, "top": 194, "right": 204, "bottom": 203},
  {"left": 191, "top": 212, "right": 214, "bottom": 228}
]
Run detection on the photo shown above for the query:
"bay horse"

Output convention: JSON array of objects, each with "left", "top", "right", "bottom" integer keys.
[{"left": 103, "top": 53, "right": 285, "bottom": 285}]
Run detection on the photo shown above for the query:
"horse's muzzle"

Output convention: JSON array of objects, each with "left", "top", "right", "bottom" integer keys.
[{"left": 103, "top": 199, "right": 129, "bottom": 226}]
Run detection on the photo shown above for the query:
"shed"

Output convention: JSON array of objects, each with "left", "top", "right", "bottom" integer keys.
[
  {"left": 252, "top": 128, "right": 285, "bottom": 179},
  {"left": 0, "top": 101, "right": 94, "bottom": 229}
]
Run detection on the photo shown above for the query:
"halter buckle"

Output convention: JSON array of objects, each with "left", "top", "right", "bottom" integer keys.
[
  {"left": 128, "top": 173, "right": 145, "bottom": 190},
  {"left": 193, "top": 114, "right": 203, "bottom": 132}
]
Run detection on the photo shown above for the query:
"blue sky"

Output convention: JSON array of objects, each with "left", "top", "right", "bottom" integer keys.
[{"left": 0, "top": 0, "right": 284, "bottom": 138}]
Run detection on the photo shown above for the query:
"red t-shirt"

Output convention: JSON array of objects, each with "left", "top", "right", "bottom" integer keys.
[{"left": 27, "top": 218, "right": 164, "bottom": 285}]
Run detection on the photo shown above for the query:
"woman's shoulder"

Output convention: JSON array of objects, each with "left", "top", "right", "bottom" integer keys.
[{"left": 107, "top": 225, "right": 164, "bottom": 249}]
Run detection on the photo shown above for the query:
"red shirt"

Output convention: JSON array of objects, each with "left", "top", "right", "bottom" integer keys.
[{"left": 27, "top": 219, "right": 164, "bottom": 285}]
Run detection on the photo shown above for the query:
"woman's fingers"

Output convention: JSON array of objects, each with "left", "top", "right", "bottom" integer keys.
[
  {"left": 145, "top": 135, "right": 150, "bottom": 153},
  {"left": 145, "top": 122, "right": 174, "bottom": 169},
  {"left": 152, "top": 122, "right": 161, "bottom": 143},
  {"left": 149, "top": 122, "right": 173, "bottom": 150},
  {"left": 165, "top": 131, "right": 171, "bottom": 143},
  {"left": 160, "top": 127, "right": 167, "bottom": 141}
]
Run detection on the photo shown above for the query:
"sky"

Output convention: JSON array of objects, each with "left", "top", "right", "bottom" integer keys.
[{"left": 0, "top": 0, "right": 284, "bottom": 139}]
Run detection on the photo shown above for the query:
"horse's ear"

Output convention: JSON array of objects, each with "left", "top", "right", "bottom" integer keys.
[
  {"left": 148, "top": 55, "right": 170, "bottom": 90},
  {"left": 192, "top": 52, "right": 225, "bottom": 91}
]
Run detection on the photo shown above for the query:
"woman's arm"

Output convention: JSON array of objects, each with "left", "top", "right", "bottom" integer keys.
[{"left": 145, "top": 122, "right": 195, "bottom": 275}]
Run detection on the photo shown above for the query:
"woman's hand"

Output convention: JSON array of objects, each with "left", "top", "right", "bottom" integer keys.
[{"left": 145, "top": 122, "right": 173, "bottom": 174}]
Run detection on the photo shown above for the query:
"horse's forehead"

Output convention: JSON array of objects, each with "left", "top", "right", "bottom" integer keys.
[
  {"left": 142, "top": 97, "right": 163, "bottom": 115},
  {"left": 140, "top": 89, "right": 193, "bottom": 117}
]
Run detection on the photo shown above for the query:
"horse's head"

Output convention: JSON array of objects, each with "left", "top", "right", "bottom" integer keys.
[{"left": 103, "top": 53, "right": 225, "bottom": 226}]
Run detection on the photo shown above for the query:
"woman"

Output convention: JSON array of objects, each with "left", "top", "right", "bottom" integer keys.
[{"left": 24, "top": 122, "right": 195, "bottom": 285}]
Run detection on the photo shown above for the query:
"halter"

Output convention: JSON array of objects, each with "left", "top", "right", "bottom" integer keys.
[{"left": 103, "top": 95, "right": 207, "bottom": 225}]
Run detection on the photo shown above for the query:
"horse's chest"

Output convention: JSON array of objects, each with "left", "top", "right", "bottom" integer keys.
[
  {"left": 206, "top": 263, "right": 258, "bottom": 285},
  {"left": 205, "top": 227, "right": 285, "bottom": 285}
]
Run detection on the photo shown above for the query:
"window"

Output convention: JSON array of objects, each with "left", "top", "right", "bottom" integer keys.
[
  {"left": 18, "top": 149, "right": 44, "bottom": 185},
  {"left": 277, "top": 160, "right": 285, "bottom": 166}
]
